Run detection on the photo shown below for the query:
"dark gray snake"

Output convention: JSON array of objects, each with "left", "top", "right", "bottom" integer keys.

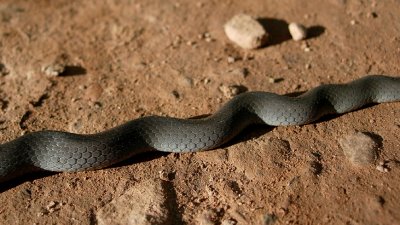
[{"left": 1, "top": 75, "right": 399, "bottom": 183}]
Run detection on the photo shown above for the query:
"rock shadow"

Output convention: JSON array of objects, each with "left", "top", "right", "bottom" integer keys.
[
  {"left": 60, "top": 65, "right": 87, "bottom": 76},
  {"left": 307, "top": 25, "right": 326, "bottom": 39},
  {"left": 257, "top": 17, "right": 291, "bottom": 46},
  {"left": 257, "top": 18, "right": 325, "bottom": 46}
]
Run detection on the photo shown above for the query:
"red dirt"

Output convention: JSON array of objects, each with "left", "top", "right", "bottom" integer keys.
[{"left": 1, "top": 1, "right": 400, "bottom": 224}]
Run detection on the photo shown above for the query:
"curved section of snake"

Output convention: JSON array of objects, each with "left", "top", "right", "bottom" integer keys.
[{"left": 1, "top": 75, "right": 399, "bottom": 183}]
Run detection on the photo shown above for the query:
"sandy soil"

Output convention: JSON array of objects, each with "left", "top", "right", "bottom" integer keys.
[{"left": 0, "top": 0, "right": 400, "bottom": 224}]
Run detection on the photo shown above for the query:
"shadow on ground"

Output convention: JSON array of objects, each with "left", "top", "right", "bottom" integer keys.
[{"left": 257, "top": 17, "right": 325, "bottom": 46}]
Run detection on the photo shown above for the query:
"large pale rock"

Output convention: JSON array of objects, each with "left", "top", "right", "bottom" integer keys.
[{"left": 224, "top": 14, "right": 268, "bottom": 49}]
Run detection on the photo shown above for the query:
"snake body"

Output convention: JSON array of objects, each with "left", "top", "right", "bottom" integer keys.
[{"left": 1, "top": 75, "right": 399, "bottom": 183}]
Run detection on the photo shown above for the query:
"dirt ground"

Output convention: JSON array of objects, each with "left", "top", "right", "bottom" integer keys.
[{"left": 0, "top": 0, "right": 400, "bottom": 224}]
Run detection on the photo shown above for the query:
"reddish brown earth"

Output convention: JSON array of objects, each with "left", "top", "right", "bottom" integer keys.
[{"left": 1, "top": 0, "right": 400, "bottom": 224}]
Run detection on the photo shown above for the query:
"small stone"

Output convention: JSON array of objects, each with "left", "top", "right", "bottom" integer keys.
[
  {"left": 224, "top": 14, "right": 268, "bottom": 49},
  {"left": 203, "top": 77, "right": 211, "bottom": 85},
  {"left": 368, "top": 12, "right": 378, "bottom": 18},
  {"left": 219, "top": 84, "right": 245, "bottom": 98},
  {"left": 229, "top": 68, "right": 249, "bottom": 78},
  {"left": 0, "top": 63, "right": 9, "bottom": 76},
  {"left": 45, "top": 201, "right": 62, "bottom": 213},
  {"left": 350, "top": 19, "right": 357, "bottom": 25},
  {"left": 268, "top": 77, "right": 283, "bottom": 83},
  {"left": 288, "top": 23, "right": 307, "bottom": 41},
  {"left": 268, "top": 77, "right": 276, "bottom": 83},
  {"left": 204, "top": 33, "right": 214, "bottom": 42},
  {"left": 305, "top": 63, "right": 311, "bottom": 69},
  {"left": 301, "top": 42, "right": 310, "bottom": 51},
  {"left": 213, "top": 57, "right": 221, "bottom": 62},
  {"left": 42, "top": 63, "right": 65, "bottom": 77},
  {"left": 94, "top": 102, "right": 102, "bottom": 108},
  {"left": 171, "top": 90, "right": 180, "bottom": 99},
  {"left": 376, "top": 165, "right": 387, "bottom": 172},
  {"left": 376, "top": 161, "right": 390, "bottom": 172},
  {"left": 205, "top": 37, "right": 213, "bottom": 42},
  {"left": 222, "top": 218, "right": 237, "bottom": 225},
  {"left": 158, "top": 170, "right": 175, "bottom": 181},
  {"left": 186, "top": 40, "right": 196, "bottom": 46},
  {"left": 339, "top": 132, "right": 378, "bottom": 165},
  {"left": 227, "top": 56, "right": 236, "bottom": 63}
]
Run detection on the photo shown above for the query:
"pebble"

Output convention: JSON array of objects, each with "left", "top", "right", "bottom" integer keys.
[
  {"left": 229, "top": 68, "right": 249, "bottom": 78},
  {"left": 170, "top": 90, "right": 180, "bottom": 99},
  {"left": 376, "top": 165, "right": 388, "bottom": 173},
  {"left": 339, "top": 132, "right": 378, "bottom": 165},
  {"left": 268, "top": 77, "right": 283, "bottom": 83},
  {"left": 368, "top": 12, "right": 378, "bottom": 18},
  {"left": 301, "top": 42, "right": 311, "bottom": 52},
  {"left": 219, "top": 84, "right": 245, "bottom": 98},
  {"left": 227, "top": 56, "right": 236, "bottom": 63},
  {"left": 221, "top": 219, "right": 237, "bottom": 225},
  {"left": 0, "top": 63, "right": 9, "bottom": 76},
  {"left": 376, "top": 161, "right": 390, "bottom": 172},
  {"left": 42, "top": 63, "right": 65, "bottom": 77},
  {"left": 224, "top": 14, "right": 268, "bottom": 49},
  {"left": 288, "top": 23, "right": 307, "bottom": 41},
  {"left": 203, "top": 77, "right": 211, "bottom": 85},
  {"left": 46, "top": 201, "right": 62, "bottom": 213},
  {"left": 158, "top": 170, "right": 175, "bottom": 181}
]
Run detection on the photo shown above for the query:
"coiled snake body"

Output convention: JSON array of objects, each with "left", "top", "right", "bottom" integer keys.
[{"left": 1, "top": 75, "right": 399, "bottom": 183}]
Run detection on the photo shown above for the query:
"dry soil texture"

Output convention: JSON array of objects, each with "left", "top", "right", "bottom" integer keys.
[{"left": 0, "top": 0, "right": 400, "bottom": 225}]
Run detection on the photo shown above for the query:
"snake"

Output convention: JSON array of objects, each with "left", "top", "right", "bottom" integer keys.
[{"left": 0, "top": 75, "right": 399, "bottom": 183}]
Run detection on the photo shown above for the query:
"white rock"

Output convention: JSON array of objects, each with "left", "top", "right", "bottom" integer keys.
[
  {"left": 224, "top": 14, "right": 268, "bottom": 49},
  {"left": 42, "top": 63, "right": 65, "bottom": 77},
  {"left": 288, "top": 23, "right": 307, "bottom": 41}
]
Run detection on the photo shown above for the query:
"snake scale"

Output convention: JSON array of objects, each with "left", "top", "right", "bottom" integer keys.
[{"left": 1, "top": 75, "right": 399, "bottom": 183}]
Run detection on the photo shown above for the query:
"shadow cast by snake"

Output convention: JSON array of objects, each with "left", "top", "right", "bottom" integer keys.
[
  {"left": 0, "top": 107, "right": 375, "bottom": 193},
  {"left": 1, "top": 75, "right": 400, "bottom": 192}
]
